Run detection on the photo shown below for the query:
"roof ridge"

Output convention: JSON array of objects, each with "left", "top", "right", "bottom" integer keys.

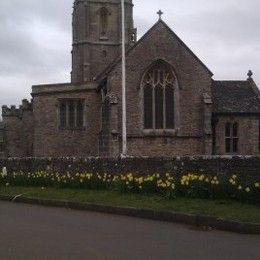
[
  {"left": 247, "top": 78, "right": 260, "bottom": 100},
  {"left": 212, "top": 80, "right": 251, "bottom": 87},
  {"left": 214, "top": 80, "right": 248, "bottom": 82}
]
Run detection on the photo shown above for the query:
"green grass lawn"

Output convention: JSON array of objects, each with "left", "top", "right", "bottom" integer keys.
[{"left": 0, "top": 185, "right": 259, "bottom": 224}]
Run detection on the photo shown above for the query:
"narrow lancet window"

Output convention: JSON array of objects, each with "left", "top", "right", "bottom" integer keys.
[
  {"left": 225, "top": 122, "right": 239, "bottom": 153},
  {"left": 60, "top": 102, "right": 67, "bottom": 128},
  {"left": 100, "top": 7, "right": 109, "bottom": 36},
  {"left": 76, "top": 101, "right": 84, "bottom": 128},
  {"left": 144, "top": 85, "right": 153, "bottom": 129}
]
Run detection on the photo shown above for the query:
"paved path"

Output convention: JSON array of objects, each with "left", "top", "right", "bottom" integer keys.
[{"left": 0, "top": 201, "right": 259, "bottom": 260}]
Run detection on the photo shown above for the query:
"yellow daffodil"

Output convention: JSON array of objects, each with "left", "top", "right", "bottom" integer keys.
[{"left": 199, "top": 175, "right": 205, "bottom": 181}]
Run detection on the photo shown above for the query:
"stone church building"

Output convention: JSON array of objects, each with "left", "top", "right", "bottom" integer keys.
[{"left": 1, "top": 0, "right": 260, "bottom": 158}]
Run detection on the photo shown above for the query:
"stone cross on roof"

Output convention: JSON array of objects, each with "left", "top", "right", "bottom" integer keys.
[
  {"left": 157, "top": 10, "right": 163, "bottom": 20},
  {"left": 247, "top": 70, "right": 253, "bottom": 79}
]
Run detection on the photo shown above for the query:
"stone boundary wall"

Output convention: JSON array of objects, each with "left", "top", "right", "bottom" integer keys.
[{"left": 0, "top": 156, "right": 260, "bottom": 178}]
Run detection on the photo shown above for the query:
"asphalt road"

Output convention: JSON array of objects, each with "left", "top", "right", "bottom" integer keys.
[{"left": 0, "top": 201, "right": 259, "bottom": 260}]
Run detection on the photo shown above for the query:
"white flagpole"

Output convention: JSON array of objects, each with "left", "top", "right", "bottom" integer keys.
[{"left": 121, "top": 0, "right": 127, "bottom": 155}]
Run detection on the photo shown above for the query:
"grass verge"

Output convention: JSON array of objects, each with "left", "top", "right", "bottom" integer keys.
[{"left": 0, "top": 185, "right": 259, "bottom": 224}]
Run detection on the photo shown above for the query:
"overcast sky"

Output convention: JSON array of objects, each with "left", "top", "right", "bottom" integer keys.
[{"left": 0, "top": 0, "right": 259, "bottom": 114}]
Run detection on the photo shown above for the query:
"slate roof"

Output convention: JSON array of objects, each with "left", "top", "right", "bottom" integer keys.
[{"left": 212, "top": 80, "right": 260, "bottom": 114}]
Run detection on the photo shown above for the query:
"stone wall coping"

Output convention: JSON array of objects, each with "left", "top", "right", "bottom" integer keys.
[
  {"left": 75, "top": 0, "right": 133, "bottom": 5},
  {"left": 32, "top": 82, "right": 98, "bottom": 95},
  {"left": 1, "top": 156, "right": 260, "bottom": 176},
  {"left": 1, "top": 155, "right": 260, "bottom": 161}
]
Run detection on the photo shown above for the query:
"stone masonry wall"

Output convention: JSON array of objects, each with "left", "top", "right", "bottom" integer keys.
[
  {"left": 0, "top": 123, "right": 4, "bottom": 158},
  {"left": 33, "top": 89, "right": 101, "bottom": 157},
  {"left": 1, "top": 100, "right": 34, "bottom": 157},
  {"left": 0, "top": 157, "right": 259, "bottom": 179},
  {"left": 107, "top": 21, "right": 213, "bottom": 157},
  {"left": 71, "top": 0, "right": 135, "bottom": 83}
]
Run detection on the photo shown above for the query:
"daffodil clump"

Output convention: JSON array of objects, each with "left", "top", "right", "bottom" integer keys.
[
  {"left": 177, "top": 173, "right": 221, "bottom": 198},
  {"left": 0, "top": 171, "right": 259, "bottom": 203},
  {"left": 115, "top": 173, "right": 176, "bottom": 198}
]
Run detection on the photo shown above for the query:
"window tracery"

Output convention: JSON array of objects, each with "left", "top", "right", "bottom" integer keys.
[{"left": 141, "top": 62, "right": 176, "bottom": 130}]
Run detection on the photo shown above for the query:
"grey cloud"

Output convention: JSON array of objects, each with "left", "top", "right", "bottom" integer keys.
[
  {"left": 165, "top": 4, "right": 260, "bottom": 83},
  {"left": 0, "top": 0, "right": 72, "bottom": 32},
  {"left": 176, "top": 8, "right": 260, "bottom": 45},
  {"left": 0, "top": 0, "right": 71, "bottom": 79}
]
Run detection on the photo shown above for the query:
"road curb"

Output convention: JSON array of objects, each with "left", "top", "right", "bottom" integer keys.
[{"left": 0, "top": 195, "right": 259, "bottom": 234}]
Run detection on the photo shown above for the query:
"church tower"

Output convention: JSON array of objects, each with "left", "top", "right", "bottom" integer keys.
[{"left": 71, "top": 0, "right": 136, "bottom": 83}]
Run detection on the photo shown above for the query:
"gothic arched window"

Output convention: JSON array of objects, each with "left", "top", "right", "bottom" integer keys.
[
  {"left": 100, "top": 7, "right": 109, "bottom": 36},
  {"left": 141, "top": 61, "right": 176, "bottom": 130}
]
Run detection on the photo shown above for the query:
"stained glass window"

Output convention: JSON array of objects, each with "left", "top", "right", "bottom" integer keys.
[
  {"left": 144, "top": 85, "right": 153, "bottom": 129},
  {"left": 142, "top": 61, "right": 176, "bottom": 129}
]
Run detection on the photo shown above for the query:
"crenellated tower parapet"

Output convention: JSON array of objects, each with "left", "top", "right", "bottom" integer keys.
[
  {"left": 2, "top": 105, "right": 22, "bottom": 118},
  {"left": 1, "top": 99, "right": 34, "bottom": 157},
  {"left": 2, "top": 99, "right": 33, "bottom": 118}
]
